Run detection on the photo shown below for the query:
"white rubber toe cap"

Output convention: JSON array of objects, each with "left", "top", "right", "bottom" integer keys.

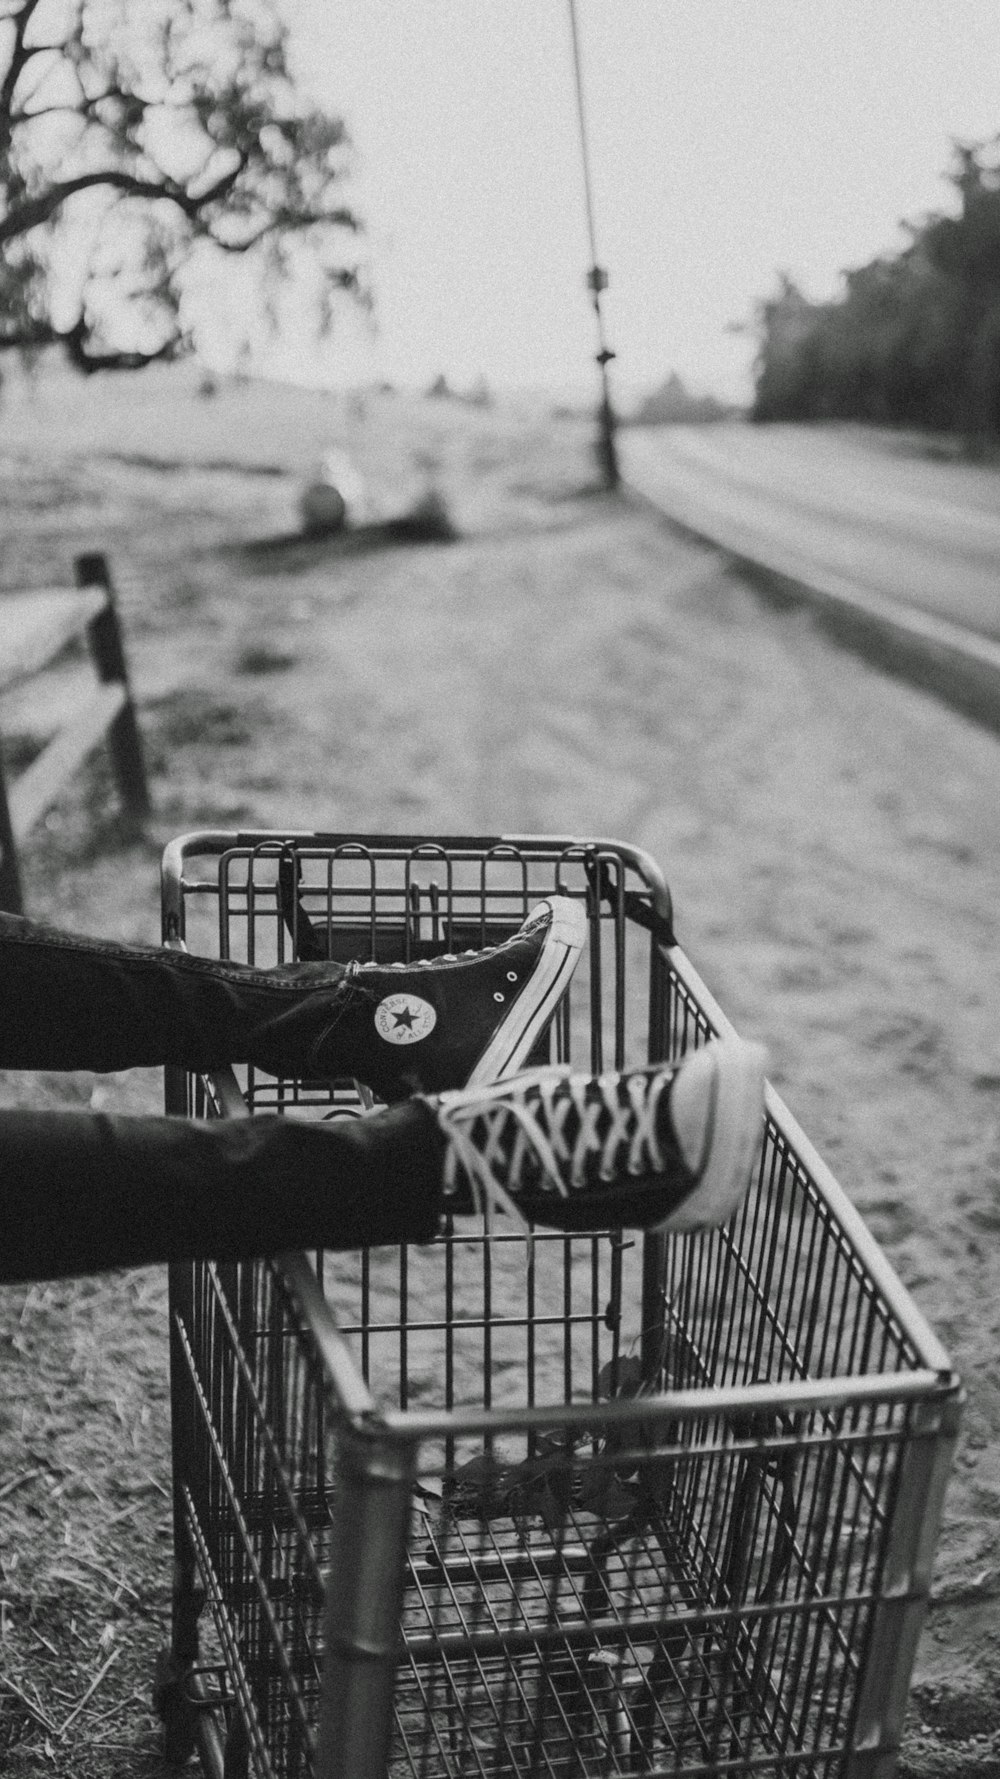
[{"left": 657, "top": 1036, "right": 768, "bottom": 1233}]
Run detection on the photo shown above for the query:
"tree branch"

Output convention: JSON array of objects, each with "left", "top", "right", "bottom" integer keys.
[
  {"left": 183, "top": 156, "right": 246, "bottom": 210},
  {"left": 62, "top": 314, "right": 183, "bottom": 372},
  {"left": 8, "top": 79, "right": 136, "bottom": 128},
  {"left": 0, "top": 166, "right": 211, "bottom": 244},
  {"left": 211, "top": 204, "right": 360, "bottom": 254},
  {"left": 0, "top": 322, "right": 58, "bottom": 353},
  {"left": 0, "top": 0, "right": 45, "bottom": 124},
  {"left": 0, "top": 311, "right": 183, "bottom": 371}
]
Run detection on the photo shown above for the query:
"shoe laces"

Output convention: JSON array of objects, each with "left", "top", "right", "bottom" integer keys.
[{"left": 438, "top": 1066, "right": 672, "bottom": 1226}]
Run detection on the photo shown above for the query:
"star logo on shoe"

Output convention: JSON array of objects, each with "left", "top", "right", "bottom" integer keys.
[{"left": 374, "top": 993, "right": 437, "bottom": 1045}]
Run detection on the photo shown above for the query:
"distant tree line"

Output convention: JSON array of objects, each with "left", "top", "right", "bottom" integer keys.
[
  {"left": 631, "top": 372, "right": 733, "bottom": 426},
  {"left": 751, "top": 138, "right": 1000, "bottom": 451}
]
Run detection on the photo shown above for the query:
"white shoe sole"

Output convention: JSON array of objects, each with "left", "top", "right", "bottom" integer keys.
[
  {"left": 465, "top": 897, "right": 587, "bottom": 1087},
  {"left": 656, "top": 1037, "right": 767, "bottom": 1233}
]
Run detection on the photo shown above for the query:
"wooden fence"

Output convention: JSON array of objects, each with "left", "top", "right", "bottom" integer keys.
[{"left": 0, "top": 552, "right": 151, "bottom": 912}]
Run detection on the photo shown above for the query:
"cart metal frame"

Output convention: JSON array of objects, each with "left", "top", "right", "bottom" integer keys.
[{"left": 156, "top": 829, "right": 960, "bottom": 1779}]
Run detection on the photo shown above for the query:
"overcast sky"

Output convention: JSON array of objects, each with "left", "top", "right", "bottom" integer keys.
[{"left": 266, "top": 1, "right": 1000, "bottom": 405}]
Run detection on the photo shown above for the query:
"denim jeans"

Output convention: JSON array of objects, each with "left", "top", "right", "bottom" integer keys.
[
  {"left": 0, "top": 911, "right": 362, "bottom": 1076},
  {"left": 0, "top": 1098, "right": 446, "bottom": 1284},
  {"left": 0, "top": 913, "right": 447, "bottom": 1283}
]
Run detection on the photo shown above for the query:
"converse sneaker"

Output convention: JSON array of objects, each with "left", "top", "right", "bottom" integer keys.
[
  {"left": 308, "top": 897, "right": 587, "bottom": 1101},
  {"left": 430, "top": 1035, "right": 767, "bottom": 1232}
]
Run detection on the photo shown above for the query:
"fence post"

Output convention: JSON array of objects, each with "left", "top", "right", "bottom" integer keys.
[
  {"left": 0, "top": 757, "right": 24, "bottom": 913},
  {"left": 74, "top": 551, "right": 151, "bottom": 823}
]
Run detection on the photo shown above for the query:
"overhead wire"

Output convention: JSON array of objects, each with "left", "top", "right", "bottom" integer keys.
[{"left": 567, "top": 0, "right": 619, "bottom": 486}]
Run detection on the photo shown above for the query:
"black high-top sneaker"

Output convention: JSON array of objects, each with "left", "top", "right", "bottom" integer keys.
[
  {"left": 429, "top": 1035, "right": 767, "bottom": 1232},
  {"left": 310, "top": 897, "right": 587, "bottom": 1101}
]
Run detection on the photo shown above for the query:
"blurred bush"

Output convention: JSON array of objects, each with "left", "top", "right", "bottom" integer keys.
[{"left": 630, "top": 373, "right": 733, "bottom": 425}]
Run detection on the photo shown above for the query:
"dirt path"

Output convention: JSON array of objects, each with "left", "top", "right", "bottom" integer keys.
[{"left": 1, "top": 381, "right": 998, "bottom": 1773}]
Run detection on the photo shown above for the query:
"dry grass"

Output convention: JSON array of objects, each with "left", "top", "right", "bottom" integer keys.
[{"left": 0, "top": 1271, "right": 173, "bottom": 1775}]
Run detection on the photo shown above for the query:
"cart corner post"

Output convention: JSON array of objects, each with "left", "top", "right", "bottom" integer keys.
[
  {"left": 846, "top": 1384, "right": 964, "bottom": 1776},
  {"left": 316, "top": 1418, "right": 417, "bottom": 1779}
]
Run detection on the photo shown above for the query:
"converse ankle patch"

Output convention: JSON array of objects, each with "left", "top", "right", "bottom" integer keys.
[{"left": 374, "top": 993, "right": 437, "bottom": 1044}]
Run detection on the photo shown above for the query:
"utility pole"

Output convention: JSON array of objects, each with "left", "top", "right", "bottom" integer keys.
[{"left": 567, "top": 0, "right": 619, "bottom": 488}]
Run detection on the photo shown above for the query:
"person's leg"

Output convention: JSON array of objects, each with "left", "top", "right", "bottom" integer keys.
[
  {"left": 0, "top": 899, "right": 585, "bottom": 1098},
  {"left": 0, "top": 1036, "right": 766, "bottom": 1284},
  {"left": 0, "top": 1098, "right": 445, "bottom": 1282},
  {"left": 0, "top": 909, "right": 302, "bottom": 1074}
]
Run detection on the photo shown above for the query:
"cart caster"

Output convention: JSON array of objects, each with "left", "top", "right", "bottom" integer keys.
[{"left": 154, "top": 1647, "right": 198, "bottom": 1767}]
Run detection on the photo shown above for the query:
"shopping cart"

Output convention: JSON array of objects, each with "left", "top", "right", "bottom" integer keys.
[{"left": 154, "top": 829, "right": 960, "bottom": 1779}]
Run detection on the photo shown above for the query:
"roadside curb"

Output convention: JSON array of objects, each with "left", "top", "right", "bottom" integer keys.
[{"left": 620, "top": 441, "right": 1000, "bottom": 739}]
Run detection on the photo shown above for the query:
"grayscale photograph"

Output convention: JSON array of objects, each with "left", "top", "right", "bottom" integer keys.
[{"left": 0, "top": 4, "right": 997, "bottom": 1775}]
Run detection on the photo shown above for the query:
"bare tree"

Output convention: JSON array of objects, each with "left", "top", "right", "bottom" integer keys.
[{"left": 0, "top": 0, "right": 364, "bottom": 372}]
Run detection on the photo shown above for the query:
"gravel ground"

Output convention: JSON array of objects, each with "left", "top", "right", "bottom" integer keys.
[{"left": 0, "top": 367, "right": 998, "bottom": 1773}]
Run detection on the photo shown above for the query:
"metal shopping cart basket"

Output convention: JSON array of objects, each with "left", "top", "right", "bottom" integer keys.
[{"left": 155, "top": 829, "right": 960, "bottom": 1779}]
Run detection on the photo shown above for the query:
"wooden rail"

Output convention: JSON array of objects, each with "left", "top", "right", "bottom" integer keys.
[{"left": 0, "top": 552, "right": 151, "bottom": 912}]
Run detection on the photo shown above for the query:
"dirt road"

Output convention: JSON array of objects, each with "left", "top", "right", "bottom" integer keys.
[{"left": 1, "top": 375, "right": 998, "bottom": 1773}]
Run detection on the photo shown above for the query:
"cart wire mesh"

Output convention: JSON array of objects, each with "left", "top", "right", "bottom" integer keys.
[{"left": 160, "top": 831, "right": 960, "bottom": 1779}]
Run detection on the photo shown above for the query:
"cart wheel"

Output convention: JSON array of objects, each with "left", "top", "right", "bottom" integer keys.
[
  {"left": 223, "top": 1709, "right": 251, "bottom": 1779},
  {"left": 154, "top": 1646, "right": 198, "bottom": 1767}
]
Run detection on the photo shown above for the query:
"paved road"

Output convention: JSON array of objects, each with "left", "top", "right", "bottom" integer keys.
[{"left": 621, "top": 422, "right": 1000, "bottom": 643}]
